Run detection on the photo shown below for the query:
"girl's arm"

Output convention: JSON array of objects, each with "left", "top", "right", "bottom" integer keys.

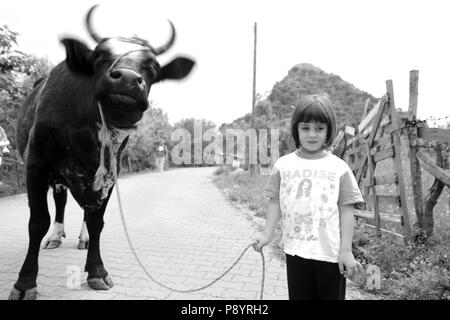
[
  {"left": 252, "top": 198, "right": 281, "bottom": 252},
  {"left": 338, "top": 204, "right": 363, "bottom": 277}
]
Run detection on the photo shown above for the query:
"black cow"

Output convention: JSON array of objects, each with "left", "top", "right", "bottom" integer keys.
[{"left": 9, "top": 5, "right": 195, "bottom": 300}]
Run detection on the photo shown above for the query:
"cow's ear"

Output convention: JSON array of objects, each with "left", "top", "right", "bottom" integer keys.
[
  {"left": 60, "top": 38, "right": 94, "bottom": 76},
  {"left": 158, "top": 57, "right": 195, "bottom": 82}
]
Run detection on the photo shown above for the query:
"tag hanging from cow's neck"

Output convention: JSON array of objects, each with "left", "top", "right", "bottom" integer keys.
[{"left": 93, "top": 101, "right": 117, "bottom": 192}]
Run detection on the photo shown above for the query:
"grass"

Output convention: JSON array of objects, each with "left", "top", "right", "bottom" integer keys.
[
  {"left": 213, "top": 166, "right": 285, "bottom": 260},
  {"left": 214, "top": 166, "right": 267, "bottom": 216},
  {"left": 212, "top": 164, "right": 450, "bottom": 300}
]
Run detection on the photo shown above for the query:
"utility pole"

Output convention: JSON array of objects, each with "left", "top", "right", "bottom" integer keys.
[
  {"left": 250, "top": 22, "right": 258, "bottom": 174},
  {"left": 251, "top": 22, "right": 257, "bottom": 129}
]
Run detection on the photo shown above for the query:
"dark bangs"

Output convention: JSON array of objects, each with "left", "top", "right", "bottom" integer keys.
[{"left": 298, "top": 103, "right": 331, "bottom": 125}]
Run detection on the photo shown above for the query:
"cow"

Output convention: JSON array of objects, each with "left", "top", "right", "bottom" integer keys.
[{"left": 9, "top": 5, "right": 195, "bottom": 300}]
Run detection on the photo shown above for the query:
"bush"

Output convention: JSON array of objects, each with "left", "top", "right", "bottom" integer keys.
[
  {"left": 213, "top": 165, "right": 237, "bottom": 176},
  {"left": 351, "top": 232, "right": 450, "bottom": 299},
  {"left": 392, "top": 267, "right": 450, "bottom": 299}
]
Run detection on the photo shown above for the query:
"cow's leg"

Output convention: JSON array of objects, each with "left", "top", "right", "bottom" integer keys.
[
  {"left": 85, "top": 188, "right": 114, "bottom": 290},
  {"left": 78, "top": 211, "right": 89, "bottom": 250},
  {"left": 9, "top": 164, "right": 50, "bottom": 300},
  {"left": 43, "top": 185, "right": 67, "bottom": 249}
]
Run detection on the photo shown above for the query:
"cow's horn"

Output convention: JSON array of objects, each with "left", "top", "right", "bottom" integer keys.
[
  {"left": 86, "top": 4, "right": 102, "bottom": 43},
  {"left": 152, "top": 20, "right": 176, "bottom": 55}
]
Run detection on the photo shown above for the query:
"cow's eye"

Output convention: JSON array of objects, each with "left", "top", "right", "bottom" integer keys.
[
  {"left": 93, "top": 49, "right": 112, "bottom": 62},
  {"left": 144, "top": 64, "right": 159, "bottom": 80},
  {"left": 93, "top": 50, "right": 103, "bottom": 60},
  {"left": 92, "top": 51, "right": 114, "bottom": 71}
]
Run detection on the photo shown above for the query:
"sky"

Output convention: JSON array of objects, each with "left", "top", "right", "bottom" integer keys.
[{"left": 1, "top": 0, "right": 450, "bottom": 127}]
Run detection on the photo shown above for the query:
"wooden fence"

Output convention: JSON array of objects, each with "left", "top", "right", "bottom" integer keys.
[{"left": 332, "top": 70, "right": 450, "bottom": 244}]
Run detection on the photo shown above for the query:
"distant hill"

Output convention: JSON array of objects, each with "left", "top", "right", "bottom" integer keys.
[{"left": 222, "top": 63, "right": 378, "bottom": 131}]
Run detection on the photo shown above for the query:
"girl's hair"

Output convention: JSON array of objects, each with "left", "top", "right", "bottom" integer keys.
[{"left": 290, "top": 94, "right": 337, "bottom": 149}]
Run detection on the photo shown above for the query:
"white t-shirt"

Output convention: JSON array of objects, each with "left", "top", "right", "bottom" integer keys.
[{"left": 264, "top": 151, "right": 363, "bottom": 263}]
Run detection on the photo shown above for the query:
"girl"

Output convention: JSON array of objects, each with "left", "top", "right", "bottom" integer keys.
[{"left": 253, "top": 94, "right": 364, "bottom": 300}]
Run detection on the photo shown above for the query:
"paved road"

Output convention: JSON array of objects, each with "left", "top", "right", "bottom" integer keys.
[
  {"left": 0, "top": 167, "right": 370, "bottom": 300},
  {"left": 0, "top": 167, "right": 289, "bottom": 300}
]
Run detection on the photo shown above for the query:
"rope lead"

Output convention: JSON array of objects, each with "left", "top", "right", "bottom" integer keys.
[{"left": 115, "top": 181, "right": 266, "bottom": 299}]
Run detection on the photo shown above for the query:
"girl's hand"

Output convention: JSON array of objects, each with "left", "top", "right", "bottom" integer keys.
[
  {"left": 252, "top": 232, "right": 271, "bottom": 252},
  {"left": 338, "top": 251, "right": 363, "bottom": 278}
]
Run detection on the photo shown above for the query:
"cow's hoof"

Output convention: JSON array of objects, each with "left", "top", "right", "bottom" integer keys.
[
  {"left": 77, "top": 240, "right": 88, "bottom": 250},
  {"left": 43, "top": 239, "right": 62, "bottom": 249},
  {"left": 87, "top": 275, "right": 113, "bottom": 290},
  {"left": 8, "top": 287, "right": 37, "bottom": 300},
  {"left": 8, "top": 288, "right": 22, "bottom": 300}
]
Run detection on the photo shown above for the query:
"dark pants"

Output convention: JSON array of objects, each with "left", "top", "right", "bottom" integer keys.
[{"left": 286, "top": 254, "right": 346, "bottom": 300}]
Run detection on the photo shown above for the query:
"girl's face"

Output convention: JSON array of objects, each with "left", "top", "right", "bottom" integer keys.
[{"left": 298, "top": 121, "right": 328, "bottom": 153}]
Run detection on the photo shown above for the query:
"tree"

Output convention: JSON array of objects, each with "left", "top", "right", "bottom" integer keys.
[
  {"left": 124, "top": 102, "right": 172, "bottom": 170},
  {"left": 0, "top": 25, "right": 53, "bottom": 147},
  {"left": 0, "top": 25, "right": 53, "bottom": 195}
]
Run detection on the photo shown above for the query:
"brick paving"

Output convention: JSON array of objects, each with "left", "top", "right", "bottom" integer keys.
[
  {"left": 0, "top": 167, "right": 288, "bottom": 300},
  {"left": 0, "top": 167, "right": 371, "bottom": 300}
]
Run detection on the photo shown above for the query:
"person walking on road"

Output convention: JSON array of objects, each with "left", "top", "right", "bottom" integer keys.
[
  {"left": 0, "top": 126, "right": 11, "bottom": 185},
  {"left": 155, "top": 139, "right": 168, "bottom": 172}
]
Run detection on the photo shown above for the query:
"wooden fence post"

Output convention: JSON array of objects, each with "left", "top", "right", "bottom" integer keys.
[
  {"left": 386, "top": 80, "right": 412, "bottom": 242},
  {"left": 407, "top": 70, "right": 424, "bottom": 230},
  {"left": 408, "top": 126, "right": 424, "bottom": 228},
  {"left": 408, "top": 71, "right": 419, "bottom": 120},
  {"left": 386, "top": 80, "right": 401, "bottom": 131},
  {"left": 392, "top": 130, "right": 412, "bottom": 242},
  {"left": 355, "top": 98, "right": 387, "bottom": 183},
  {"left": 365, "top": 142, "right": 381, "bottom": 237}
]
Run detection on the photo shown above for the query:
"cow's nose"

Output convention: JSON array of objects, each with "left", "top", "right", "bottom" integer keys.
[{"left": 109, "top": 69, "right": 144, "bottom": 86}]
